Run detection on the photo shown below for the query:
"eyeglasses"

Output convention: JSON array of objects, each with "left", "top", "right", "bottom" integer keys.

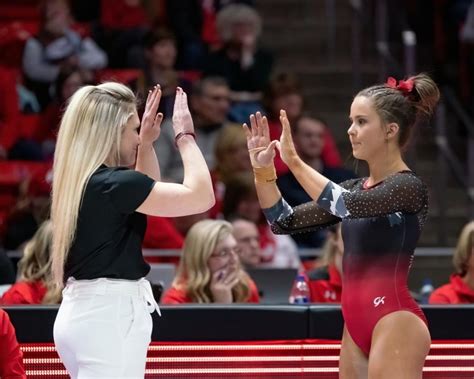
[{"left": 210, "top": 247, "right": 239, "bottom": 258}]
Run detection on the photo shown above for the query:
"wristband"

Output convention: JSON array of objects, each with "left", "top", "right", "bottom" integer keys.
[
  {"left": 253, "top": 165, "right": 277, "bottom": 183},
  {"left": 175, "top": 132, "right": 196, "bottom": 148}
]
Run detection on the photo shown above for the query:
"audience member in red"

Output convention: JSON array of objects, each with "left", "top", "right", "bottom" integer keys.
[
  {"left": 262, "top": 72, "right": 342, "bottom": 175},
  {"left": 0, "top": 67, "right": 20, "bottom": 160},
  {"left": 429, "top": 221, "right": 474, "bottom": 304},
  {"left": 0, "top": 309, "right": 26, "bottom": 379},
  {"left": 2, "top": 220, "right": 61, "bottom": 305},
  {"left": 306, "top": 224, "right": 343, "bottom": 303},
  {"left": 161, "top": 219, "right": 259, "bottom": 304},
  {"left": 143, "top": 215, "right": 184, "bottom": 265}
]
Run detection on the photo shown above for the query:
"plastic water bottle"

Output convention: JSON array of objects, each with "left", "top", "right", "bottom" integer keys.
[
  {"left": 289, "top": 274, "right": 310, "bottom": 304},
  {"left": 419, "top": 278, "right": 434, "bottom": 304}
]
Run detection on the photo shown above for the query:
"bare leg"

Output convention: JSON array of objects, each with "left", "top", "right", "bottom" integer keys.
[
  {"left": 339, "top": 324, "right": 369, "bottom": 379},
  {"left": 368, "top": 311, "right": 430, "bottom": 379}
]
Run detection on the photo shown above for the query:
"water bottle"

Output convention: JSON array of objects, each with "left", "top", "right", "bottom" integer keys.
[
  {"left": 419, "top": 278, "right": 434, "bottom": 304},
  {"left": 289, "top": 274, "right": 310, "bottom": 304}
]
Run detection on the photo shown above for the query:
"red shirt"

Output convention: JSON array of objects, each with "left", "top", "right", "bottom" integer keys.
[
  {"left": 307, "top": 264, "right": 342, "bottom": 303},
  {"left": 1, "top": 281, "right": 47, "bottom": 305},
  {"left": 162, "top": 278, "right": 260, "bottom": 304},
  {"left": 0, "top": 309, "right": 26, "bottom": 379},
  {"left": 429, "top": 274, "right": 474, "bottom": 304}
]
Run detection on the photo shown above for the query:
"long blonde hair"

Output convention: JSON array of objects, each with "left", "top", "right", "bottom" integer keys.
[
  {"left": 453, "top": 221, "right": 474, "bottom": 275},
  {"left": 19, "top": 220, "right": 53, "bottom": 282},
  {"left": 173, "top": 219, "right": 252, "bottom": 303},
  {"left": 51, "top": 82, "right": 136, "bottom": 287}
]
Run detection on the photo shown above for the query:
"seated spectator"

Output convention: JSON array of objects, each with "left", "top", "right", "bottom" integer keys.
[
  {"left": 278, "top": 115, "right": 357, "bottom": 247},
  {"left": 0, "top": 309, "right": 26, "bottom": 379},
  {"left": 222, "top": 172, "right": 301, "bottom": 269},
  {"left": 305, "top": 224, "right": 343, "bottom": 303},
  {"left": 135, "top": 28, "right": 192, "bottom": 116},
  {"left": 22, "top": 0, "right": 107, "bottom": 109},
  {"left": 429, "top": 221, "right": 474, "bottom": 304},
  {"left": 38, "top": 66, "right": 89, "bottom": 160},
  {"left": 230, "top": 217, "right": 262, "bottom": 268},
  {"left": 161, "top": 219, "right": 260, "bottom": 304},
  {"left": 262, "top": 72, "right": 343, "bottom": 175},
  {"left": 202, "top": 4, "right": 274, "bottom": 122},
  {"left": 210, "top": 123, "right": 252, "bottom": 218},
  {"left": 166, "top": 0, "right": 256, "bottom": 70},
  {"left": 2, "top": 220, "right": 60, "bottom": 305},
  {"left": 153, "top": 77, "right": 232, "bottom": 182}
]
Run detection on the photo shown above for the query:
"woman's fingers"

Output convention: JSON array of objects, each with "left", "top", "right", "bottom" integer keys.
[{"left": 249, "top": 114, "right": 258, "bottom": 137}]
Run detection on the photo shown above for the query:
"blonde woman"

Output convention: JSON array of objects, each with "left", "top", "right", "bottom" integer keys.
[
  {"left": 161, "top": 219, "right": 260, "bottom": 304},
  {"left": 52, "top": 83, "right": 214, "bottom": 378},
  {"left": 2, "top": 220, "right": 60, "bottom": 305},
  {"left": 429, "top": 221, "right": 474, "bottom": 304}
]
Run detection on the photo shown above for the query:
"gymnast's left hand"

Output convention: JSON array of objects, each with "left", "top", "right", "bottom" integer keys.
[{"left": 140, "top": 84, "right": 163, "bottom": 146}]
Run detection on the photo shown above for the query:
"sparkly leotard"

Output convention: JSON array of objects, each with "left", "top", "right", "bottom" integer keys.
[{"left": 263, "top": 171, "right": 428, "bottom": 355}]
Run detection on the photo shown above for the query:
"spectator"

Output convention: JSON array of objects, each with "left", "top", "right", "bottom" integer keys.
[
  {"left": 202, "top": 4, "right": 274, "bottom": 122},
  {"left": 166, "top": 0, "right": 256, "bottom": 69},
  {"left": 262, "top": 72, "right": 343, "bottom": 175},
  {"left": 230, "top": 218, "right": 262, "bottom": 268},
  {"left": 306, "top": 224, "right": 343, "bottom": 303},
  {"left": 429, "top": 221, "right": 474, "bottom": 304},
  {"left": 38, "top": 66, "right": 89, "bottom": 160},
  {"left": 278, "top": 115, "right": 357, "bottom": 247},
  {"left": 222, "top": 172, "right": 301, "bottom": 269},
  {"left": 22, "top": 0, "right": 107, "bottom": 109},
  {"left": 2, "top": 220, "right": 61, "bottom": 305},
  {"left": 0, "top": 309, "right": 26, "bottom": 379},
  {"left": 210, "top": 123, "right": 252, "bottom": 218},
  {"left": 153, "top": 77, "right": 232, "bottom": 182},
  {"left": 135, "top": 28, "right": 192, "bottom": 116},
  {"left": 161, "top": 219, "right": 260, "bottom": 304}
]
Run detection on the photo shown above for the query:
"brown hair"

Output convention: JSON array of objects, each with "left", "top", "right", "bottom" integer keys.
[
  {"left": 262, "top": 72, "right": 303, "bottom": 116},
  {"left": 356, "top": 73, "right": 440, "bottom": 149}
]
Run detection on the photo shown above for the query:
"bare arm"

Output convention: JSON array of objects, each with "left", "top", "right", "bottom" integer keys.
[
  {"left": 137, "top": 88, "right": 215, "bottom": 216},
  {"left": 135, "top": 85, "right": 163, "bottom": 181}
]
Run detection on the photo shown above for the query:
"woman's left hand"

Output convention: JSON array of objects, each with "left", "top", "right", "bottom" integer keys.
[
  {"left": 277, "top": 109, "right": 299, "bottom": 166},
  {"left": 140, "top": 85, "right": 163, "bottom": 146}
]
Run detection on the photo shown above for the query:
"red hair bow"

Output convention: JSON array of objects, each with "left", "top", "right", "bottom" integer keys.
[{"left": 386, "top": 76, "right": 414, "bottom": 94}]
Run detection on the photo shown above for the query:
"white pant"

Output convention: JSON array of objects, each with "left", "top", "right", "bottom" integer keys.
[{"left": 54, "top": 277, "right": 160, "bottom": 379}]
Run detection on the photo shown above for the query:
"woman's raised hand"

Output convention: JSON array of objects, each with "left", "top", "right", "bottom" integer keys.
[
  {"left": 242, "top": 112, "right": 278, "bottom": 168},
  {"left": 172, "top": 87, "right": 194, "bottom": 136},
  {"left": 278, "top": 110, "right": 298, "bottom": 166},
  {"left": 140, "top": 85, "right": 163, "bottom": 145}
]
